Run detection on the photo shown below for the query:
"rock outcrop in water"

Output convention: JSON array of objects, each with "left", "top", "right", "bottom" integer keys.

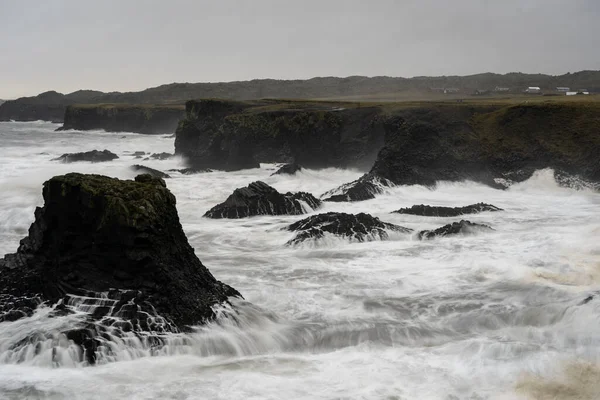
[
  {"left": 0, "top": 173, "right": 240, "bottom": 362},
  {"left": 204, "top": 181, "right": 321, "bottom": 219},
  {"left": 175, "top": 99, "right": 386, "bottom": 171},
  {"left": 57, "top": 104, "right": 185, "bottom": 134},
  {"left": 52, "top": 149, "right": 119, "bottom": 163},
  {"left": 130, "top": 164, "right": 171, "bottom": 179},
  {"left": 393, "top": 203, "right": 503, "bottom": 217},
  {"left": 418, "top": 220, "right": 493, "bottom": 239},
  {"left": 286, "top": 212, "right": 412, "bottom": 245},
  {"left": 271, "top": 163, "right": 302, "bottom": 176},
  {"left": 322, "top": 175, "right": 390, "bottom": 202}
]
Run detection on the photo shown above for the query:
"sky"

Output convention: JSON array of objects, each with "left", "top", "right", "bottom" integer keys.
[{"left": 1, "top": 0, "right": 599, "bottom": 99}]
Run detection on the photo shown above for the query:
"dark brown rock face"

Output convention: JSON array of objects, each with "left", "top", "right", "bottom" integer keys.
[{"left": 393, "top": 203, "right": 503, "bottom": 217}]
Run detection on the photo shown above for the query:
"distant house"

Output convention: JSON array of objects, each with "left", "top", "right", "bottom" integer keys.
[
  {"left": 556, "top": 87, "right": 570, "bottom": 92},
  {"left": 567, "top": 90, "right": 590, "bottom": 96},
  {"left": 494, "top": 86, "right": 510, "bottom": 92},
  {"left": 525, "top": 87, "right": 541, "bottom": 93},
  {"left": 444, "top": 88, "right": 460, "bottom": 94}
]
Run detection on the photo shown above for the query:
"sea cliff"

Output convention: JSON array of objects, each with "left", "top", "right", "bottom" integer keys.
[
  {"left": 174, "top": 99, "right": 387, "bottom": 171},
  {"left": 58, "top": 104, "right": 185, "bottom": 134}
]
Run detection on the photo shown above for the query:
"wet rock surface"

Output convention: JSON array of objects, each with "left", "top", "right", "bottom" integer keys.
[
  {"left": 204, "top": 181, "right": 321, "bottom": 219},
  {"left": 393, "top": 203, "right": 503, "bottom": 217},
  {"left": 52, "top": 149, "right": 119, "bottom": 163},
  {"left": 287, "top": 212, "right": 412, "bottom": 245},
  {"left": 169, "top": 167, "right": 213, "bottom": 175},
  {"left": 130, "top": 164, "right": 171, "bottom": 179},
  {"left": 0, "top": 173, "right": 240, "bottom": 363},
  {"left": 418, "top": 220, "right": 493, "bottom": 239},
  {"left": 322, "top": 175, "right": 389, "bottom": 202},
  {"left": 271, "top": 163, "right": 302, "bottom": 176}
]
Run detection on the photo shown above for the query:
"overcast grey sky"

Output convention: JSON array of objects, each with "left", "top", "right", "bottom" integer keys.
[{"left": 1, "top": 0, "right": 599, "bottom": 98}]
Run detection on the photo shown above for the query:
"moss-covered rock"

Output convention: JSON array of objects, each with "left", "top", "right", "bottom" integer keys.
[{"left": 0, "top": 173, "right": 240, "bottom": 348}]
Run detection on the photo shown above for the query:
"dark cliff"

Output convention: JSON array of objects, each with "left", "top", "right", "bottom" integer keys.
[
  {"left": 175, "top": 99, "right": 387, "bottom": 171},
  {"left": 58, "top": 104, "right": 186, "bottom": 134},
  {"left": 326, "top": 99, "right": 600, "bottom": 200}
]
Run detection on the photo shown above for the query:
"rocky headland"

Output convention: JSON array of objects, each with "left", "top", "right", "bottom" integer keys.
[{"left": 58, "top": 104, "right": 185, "bottom": 134}]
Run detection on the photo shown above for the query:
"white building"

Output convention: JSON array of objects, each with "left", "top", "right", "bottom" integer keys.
[
  {"left": 556, "top": 87, "right": 570, "bottom": 92},
  {"left": 525, "top": 87, "right": 541, "bottom": 93}
]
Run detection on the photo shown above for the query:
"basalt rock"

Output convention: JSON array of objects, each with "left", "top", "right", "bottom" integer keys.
[
  {"left": 418, "top": 220, "right": 493, "bottom": 239},
  {"left": 52, "top": 149, "right": 119, "bottom": 163},
  {"left": 130, "top": 164, "right": 171, "bottom": 179},
  {"left": 271, "top": 163, "right": 302, "bottom": 176},
  {"left": 286, "top": 212, "right": 412, "bottom": 245},
  {"left": 322, "top": 175, "right": 390, "bottom": 202},
  {"left": 204, "top": 181, "right": 321, "bottom": 219},
  {"left": 169, "top": 167, "right": 213, "bottom": 175},
  {"left": 393, "top": 203, "right": 503, "bottom": 217},
  {"left": 150, "top": 152, "right": 173, "bottom": 160},
  {"left": 0, "top": 173, "right": 240, "bottom": 362}
]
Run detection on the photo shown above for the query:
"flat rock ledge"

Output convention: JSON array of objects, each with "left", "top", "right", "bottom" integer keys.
[
  {"left": 393, "top": 203, "right": 503, "bottom": 217},
  {"left": 52, "top": 149, "right": 119, "bottom": 163}
]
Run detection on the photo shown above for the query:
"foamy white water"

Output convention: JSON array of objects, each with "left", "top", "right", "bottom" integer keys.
[{"left": 0, "top": 121, "right": 599, "bottom": 399}]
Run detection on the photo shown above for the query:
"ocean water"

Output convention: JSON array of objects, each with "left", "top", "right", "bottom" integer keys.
[{"left": 0, "top": 121, "right": 599, "bottom": 400}]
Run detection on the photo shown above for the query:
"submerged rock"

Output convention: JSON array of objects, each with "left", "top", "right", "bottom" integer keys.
[
  {"left": 271, "top": 163, "right": 302, "bottom": 176},
  {"left": 0, "top": 173, "right": 240, "bottom": 363},
  {"left": 287, "top": 212, "right": 412, "bottom": 245},
  {"left": 393, "top": 203, "right": 503, "bottom": 217},
  {"left": 204, "top": 181, "right": 321, "bottom": 219},
  {"left": 150, "top": 152, "right": 173, "bottom": 160},
  {"left": 52, "top": 149, "right": 118, "bottom": 163},
  {"left": 322, "top": 175, "right": 390, "bottom": 202},
  {"left": 418, "top": 220, "right": 493, "bottom": 239},
  {"left": 130, "top": 164, "right": 171, "bottom": 179}
]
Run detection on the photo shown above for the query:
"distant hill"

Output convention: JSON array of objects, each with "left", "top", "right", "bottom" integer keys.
[{"left": 1, "top": 71, "right": 599, "bottom": 122}]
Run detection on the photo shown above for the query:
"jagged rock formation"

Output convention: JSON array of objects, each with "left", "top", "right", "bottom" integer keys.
[
  {"left": 130, "top": 165, "right": 171, "bottom": 179},
  {"left": 0, "top": 173, "right": 240, "bottom": 363},
  {"left": 393, "top": 203, "right": 503, "bottom": 217},
  {"left": 272, "top": 163, "right": 302, "bottom": 176},
  {"left": 57, "top": 104, "right": 185, "bottom": 134},
  {"left": 175, "top": 99, "right": 386, "bottom": 171},
  {"left": 149, "top": 152, "right": 173, "bottom": 160},
  {"left": 287, "top": 212, "right": 412, "bottom": 245},
  {"left": 204, "top": 181, "right": 321, "bottom": 219},
  {"left": 322, "top": 175, "right": 390, "bottom": 202},
  {"left": 418, "top": 220, "right": 493, "bottom": 239},
  {"left": 52, "top": 149, "right": 119, "bottom": 163}
]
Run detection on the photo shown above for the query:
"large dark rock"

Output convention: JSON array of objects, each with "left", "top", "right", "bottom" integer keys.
[
  {"left": 271, "top": 163, "right": 302, "bottom": 176},
  {"left": 130, "top": 164, "right": 171, "bottom": 179},
  {"left": 169, "top": 167, "right": 213, "bottom": 175},
  {"left": 0, "top": 173, "right": 240, "bottom": 362},
  {"left": 322, "top": 175, "right": 390, "bottom": 202},
  {"left": 325, "top": 103, "right": 600, "bottom": 201},
  {"left": 52, "top": 149, "right": 119, "bottom": 163},
  {"left": 287, "top": 212, "right": 412, "bottom": 245},
  {"left": 418, "top": 220, "right": 493, "bottom": 239},
  {"left": 175, "top": 99, "right": 386, "bottom": 172},
  {"left": 393, "top": 203, "right": 503, "bottom": 217},
  {"left": 204, "top": 181, "right": 321, "bottom": 219}
]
